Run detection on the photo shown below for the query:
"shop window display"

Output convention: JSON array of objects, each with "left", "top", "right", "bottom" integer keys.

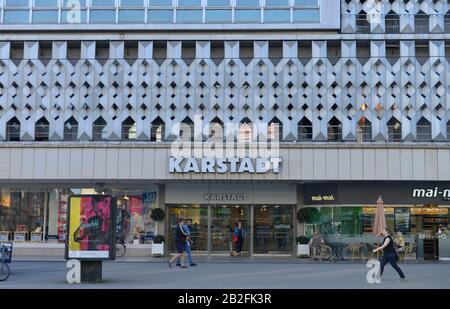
[{"left": 0, "top": 190, "right": 47, "bottom": 241}]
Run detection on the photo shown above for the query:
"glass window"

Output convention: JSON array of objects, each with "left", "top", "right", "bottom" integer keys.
[
  {"left": 120, "top": 0, "right": 144, "bottom": 6},
  {"left": 211, "top": 205, "right": 249, "bottom": 253},
  {"left": 235, "top": 0, "right": 260, "bottom": 7},
  {"left": 205, "top": 9, "right": 232, "bottom": 23},
  {"left": 265, "top": 0, "right": 289, "bottom": 7},
  {"left": 207, "top": 0, "right": 230, "bottom": 7},
  {"left": 32, "top": 10, "right": 59, "bottom": 23},
  {"left": 293, "top": 9, "right": 320, "bottom": 22},
  {"left": 167, "top": 205, "right": 208, "bottom": 253},
  {"left": 264, "top": 9, "right": 290, "bottom": 23},
  {"left": 3, "top": 10, "right": 29, "bottom": 24},
  {"left": 90, "top": 9, "right": 116, "bottom": 23},
  {"left": 148, "top": 9, "right": 173, "bottom": 23},
  {"left": 91, "top": 0, "right": 115, "bottom": 7},
  {"left": 118, "top": 9, "right": 145, "bottom": 23},
  {"left": 178, "top": 0, "right": 202, "bottom": 6},
  {"left": 234, "top": 9, "right": 260, "bottom": 23},
  {"left": 5, "top": 0, "right": 29, "bottom": 7},
  {"left": 295, "top": 0, "right": 318, "bottom": 5},
  {"left": 254, "top": 206, "right": 293, "bottom": 254},
  {"left": 34, "top": 0, "right": 58, "bottom": 8},
  {"left": 61, "top": 9, "right": 88, "bottom": 23},
  {"left": 63, "top": 0, "right": 87, "bottom": 6},
  {"left": 176, "top": 9, "right": 203, "bottom": 23},
  {"left": 0, "top": 190, "right": 48, "bottom": 241},
  {"left": 148, "top": 0, "right": 173, "bottom": 6}
]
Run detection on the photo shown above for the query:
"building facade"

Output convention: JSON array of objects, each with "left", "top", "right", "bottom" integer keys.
[{"left": 0, "top": 0, "right": 450, "bottom": 259}]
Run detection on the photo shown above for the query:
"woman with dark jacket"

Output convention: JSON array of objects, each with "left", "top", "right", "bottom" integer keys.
[
  {"left": 168, "top": 218, "right": 188, "bottom": 268},
  {"left": 373, "top": 228, "right": 406, "bottom": 282},
  {"left": 234, "top": 221, "right": 246, "bottom": 256}
]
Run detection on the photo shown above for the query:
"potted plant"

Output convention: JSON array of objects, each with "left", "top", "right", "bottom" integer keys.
[
  {"left": 152, "top": 235, "right": 165, "bottom": 257},
  {"left": 296, "top": 236, "right": 310, "bottom": 257}
]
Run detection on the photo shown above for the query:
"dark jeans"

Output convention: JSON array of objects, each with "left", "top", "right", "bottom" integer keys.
[
  {"left": 236, "top": 239, "right": 244, "bottom": 253},
  {"left": 380, "top": 252, "right": 405, "bottom": 279}
]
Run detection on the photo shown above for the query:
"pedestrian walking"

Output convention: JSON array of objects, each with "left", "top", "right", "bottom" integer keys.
[
  {"left": 373, "top": 227, "right": 406, "bottom": 282},
  {"left": 168, "top": 218, "right": 188, "bottom": 268},
  {"left": 176, "top": 219, "right": 197, "bottom": 267},
  {"left": 234, "top": 221, "right": 246, "bottom": 256},
  {"left": 309, "top": 230, "right": 324, "bottom": 260}
]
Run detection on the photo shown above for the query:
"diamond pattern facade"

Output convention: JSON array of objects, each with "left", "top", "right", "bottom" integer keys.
[{"left": 0, "top": 1, "right": 449, "bottom": 142}]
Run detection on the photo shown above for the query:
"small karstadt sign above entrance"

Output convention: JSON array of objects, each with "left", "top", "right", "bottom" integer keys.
[{"left": 169, "top": 157, "right": 282, "bottom": 174}]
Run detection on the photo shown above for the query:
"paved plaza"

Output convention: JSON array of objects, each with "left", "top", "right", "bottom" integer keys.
[{"left": 2, "top": 258, "right": 450, "bottom": 289}]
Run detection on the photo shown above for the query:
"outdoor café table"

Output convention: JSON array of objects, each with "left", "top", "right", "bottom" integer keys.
[{"left": 329, "top": 242, "right": 347, "bottom": 262}]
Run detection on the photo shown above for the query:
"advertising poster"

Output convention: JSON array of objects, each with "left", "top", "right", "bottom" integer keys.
[{"left": 66, "top": 195, "right": 115, "bottom": 260}]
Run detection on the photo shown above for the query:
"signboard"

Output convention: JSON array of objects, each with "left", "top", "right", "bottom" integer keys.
[
  {"left": 304, "top": 181, "right": 450, "bottom": 205},
  {"left": 394, "top": 208, "right": 410, "bottom": 234},
  {"left": 65, "top": 195, "right": 116, "bottom": 260}
]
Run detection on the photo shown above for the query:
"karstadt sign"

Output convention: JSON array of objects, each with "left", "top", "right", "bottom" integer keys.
[{"left": 169, "top": 157, "right": 282, "bottom": 174}]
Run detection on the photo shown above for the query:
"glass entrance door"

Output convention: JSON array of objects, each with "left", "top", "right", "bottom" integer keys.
[
  {"left": 254, "top": 205, "right": 294, "bottom": 254},
  {"left": 167, "top": 205, "right": 208, "bottom": 253},
  {"left": 211, "top": 205, "right": 249, "bottom": 253}
]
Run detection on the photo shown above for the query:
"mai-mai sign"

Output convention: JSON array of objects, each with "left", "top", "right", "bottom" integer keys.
[{"left": 169, "top": 157, "right": 282, "bottom": 174}]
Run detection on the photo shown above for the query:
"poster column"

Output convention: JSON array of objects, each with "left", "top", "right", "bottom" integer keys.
[{"left": 65, "top": 195, "right": 116, "bottom": 283}]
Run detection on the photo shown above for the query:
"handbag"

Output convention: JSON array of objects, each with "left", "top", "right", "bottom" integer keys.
[{"left": 232, "top": 234, "right": 238, "bottom": 243}]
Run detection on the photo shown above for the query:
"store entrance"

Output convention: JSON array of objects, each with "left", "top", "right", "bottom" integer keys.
[
  {"left": 253, "top": 206, "right": 294, "bottom": 254},
  {"left": 422, "top": 215, "right": 449, "bottom": 260},
  {"left": 211, "top": 205, "right": 249, "bottom": 254},
  {"left": 167, "top": 205, "right": 208, "bottom": 253}
]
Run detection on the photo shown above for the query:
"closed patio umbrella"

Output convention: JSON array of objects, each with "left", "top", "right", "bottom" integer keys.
[{"left": 373, "top": 195, "right": 386, "bottom": 236}]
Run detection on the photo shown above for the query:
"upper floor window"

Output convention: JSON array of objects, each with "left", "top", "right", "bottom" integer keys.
[
  {"left": 268, "top": 118, "right": 283, "bottom": 142},
  {"left": 64, "top": 117, "right": 78, "bottom": 141},
  {"left": 93, "top": 117, "right": 107, "bottom": 141},
  {"left": 416, "top": 117, "right": 432, "bottom": 142},
  {"left": 357, "top": 117, "right": 372, "bottom": 142},
  {"left": 238, "top": 118, "right": 253, "bottom": 142},
  {"left": 121, "top": 117, "right": 136, "bottom": 140},
  {"left": 6, "top": 117, "right": 20, "bottom": 141},
  {"left": 445, "top": 10, "right": 450, "bottom": 33},
  {"left": 415, "top": 11, "right": 429, "bottom": 34},
  {"left": 387, "top": 117, "right": 401, "bottom": 142},
  {"left": 35, "top": 117, "right": 49, "bottom": 141},
  {"left": 356, "top": 10, "right": 370, "bottom": 33},
  {"left": 298, "top": 117, "right": 312, "bottom": 142},
  {"left": 327, "top": 117, "right": 342, "bottom": 142},
  {"left": 151, "top": 117, "right": 165, "bottom": 142},
  {"left": 385, "top": 11, "right": 400, "bottom": 34}
]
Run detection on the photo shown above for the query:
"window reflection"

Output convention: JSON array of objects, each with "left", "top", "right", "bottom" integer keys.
[
  {"left": 3, "top": 11, "right": 29, "bottom": 24},
  {"left": 234, "top": 9, "right": 261, "bottom": 23},
  {"left": 148, "top": 0, "right": 173, "bottom": 6},
  {"left": 61, "top": 9, "right": 88, "bottom": 23},
  {"left": 178, "top": 0, "right": 202, "bottom": 7},
  {"left": 90, "top": 9, "right": 116, "bottom": 23},
  {"left": 33, "top": 11, "right": 59, "bottom": 24},
  {"left": 148, "top": 9, "right": 173, "bottom": 23},
  {"left": 293, "top": 9, "right": 320, "bottom": 22},
  {"left": 34, "top": 0, "right": 59, "bottom": 7},
  {"left": 5, "top": 0, "right": 29, "bottom": 8},
  {"left": 119, "top": 10, "right": 145, "bottom": 23},
  {"left": 205, "top": 9, "right": 232, "bottom": 23},
  {"left": 264, "top": 9, "right": 290, "bottom": 23},
  {"left": 235, "top": 0, "right": 260, "bottom": 7},
  {"left": 176, "top": 9, "right": 203, "bottom": 23}
]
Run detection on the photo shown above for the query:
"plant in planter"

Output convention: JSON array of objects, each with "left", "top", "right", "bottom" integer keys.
[
  {"left": 296, "top": 236, "right": 310, "bottom": 257},
  {"left": 150, "top": 208, "right": 165, "bottom": 222},
  {"left": 296, "top": 208, "right": 320, "bottom": 229},
  {"left": 150, "top": 208, "right": 165, "bottom": 243},
  {"left": 152, "top": 234, "right": 165, "bottom": 257}
]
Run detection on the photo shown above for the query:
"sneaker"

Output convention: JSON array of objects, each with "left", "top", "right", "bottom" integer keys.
[
  {"left": 176, "top": 264, "right": 181, "bottom": 267},
  {"left": 397, "top": 278, "right": 406, "bottom": 282},
  {"left": 181, "top": 265, "right": 189, "bottom": 268},
  {"left": 190, "top": 263, "right": 197, "bottom": 266},
  {"left": 168, "top": 262, "right": 172, "bottom": 268}
]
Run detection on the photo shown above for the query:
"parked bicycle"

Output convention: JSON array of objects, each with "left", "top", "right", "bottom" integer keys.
[
  {"left": 116, "top": 242, "right": 127, "bottom": 258},
  {"left": 0, "top": 245, "right": 10, "bottom": 281}
]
